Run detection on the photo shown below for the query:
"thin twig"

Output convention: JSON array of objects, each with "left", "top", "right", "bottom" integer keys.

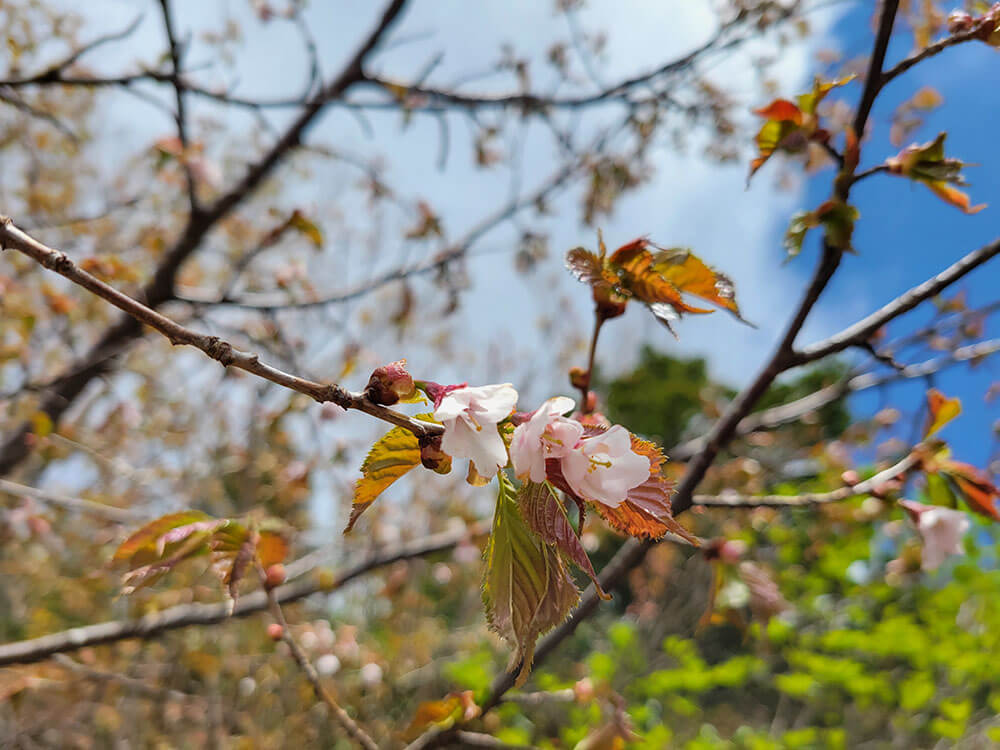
[
  {"left": 693, "top": 451, "right": 919, "bottom": 507},
  {"left": 259, "top": 567, "right": 379, "bottom": 750},
  {"left": 0, "top": 478, "right": 141, "bottom": 523}
]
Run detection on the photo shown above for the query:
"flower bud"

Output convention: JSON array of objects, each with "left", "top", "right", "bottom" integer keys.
[
  {"left": 569, "top": 367, "right": 588, "bottom": 390},
  {"left": 264, "top": 564, "right": 286, "bottom": 589},
  {"left": 267, "top": 623, "right": 284, "bottom": 641},
  {"left": 419, "top": 435, "right": 452, "bottom": 475},
  {"left": 947, "top": 10, "right": 974, "bottom": 33},
  {"left": 365, "top": 360, "right": 416, "bottom": 405}
]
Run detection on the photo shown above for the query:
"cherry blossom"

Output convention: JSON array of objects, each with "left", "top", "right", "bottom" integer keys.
[
  {"left": 510, "top": 396, "right": 580, "bottom": 482},
  {"left": 900, "top": 500, "right": 970, "bottom": 570},
  {"left": 560, "top": 425, "right": 650, "bottom": 508},
  {"left": 433, "top": 383, "right": 518, "bottom": 478}
]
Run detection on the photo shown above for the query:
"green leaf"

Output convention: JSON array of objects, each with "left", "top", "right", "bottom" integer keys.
[
  {"left": 516, "top": 481, "right": 608, "bottom": 599},
  {"left": 783, "top": 200, "right": 859, "bottom": 258},
  {"left": 345, "top": 419, "right": 426, "bottom": 533},
  {"left": 483, "top": 475, "right": 579, "bottom": 686}
]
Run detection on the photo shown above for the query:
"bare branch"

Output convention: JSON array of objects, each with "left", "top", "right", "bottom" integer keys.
[
  {"left": 0, "top": 219, "right": 441, "bottom": 438},
  {"left": 792, "top": 238, "right": 1000, "bottom": 366},
  {"left": 881, "top": 26, "right": 987, "bottom": 89},
  {"left": 671, "top": 337, "right": 1000, "bottom": 462},
  {"left": 260, "top": 567, "right": 379, "bottom": 750},
  {"left": 693, "top": 451, "right": 919, "bottom": 508},
  {"left": 0, "top": 478, "right": 142, "bottom": 523},
  {"left": 0, "top": 521, "right": 487, "bottom": 667}
]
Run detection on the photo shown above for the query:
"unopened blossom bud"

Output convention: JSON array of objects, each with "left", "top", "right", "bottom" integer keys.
[
  {"left": 419, "top": 435, "right": 452, "bottom": 475},
  {"left": 584, "top": 391, "right": 598, "bottom": 413},
  {"left": 365, "top": 360, "right": 416, "bottom": 406},
  {"left": 264, "top": 564, "right": 286, "bottom": 589},
  {"left": 573, "top": 677, "right": 595, "bottom": 703},
  {"left": 267, "top": 623, "right": 284, "bottom": 641},
  {"left": 569, "top": 366, "right": 588, "bottom": 390},
  {"left": 947, "top": 10, "right": 974, "bottom": 33}
]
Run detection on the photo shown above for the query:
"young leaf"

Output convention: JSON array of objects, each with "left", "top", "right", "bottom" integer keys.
[
  {"left": 516, "top": 481, "right": 609, "bottom": 599},
  {"left": 345, "top": 420, "right": 425, "bottom": 533},
  {"left": 938, "top": 461, "right": 1000, "bottom": 521},
  {"left": 885, "top": 133, "right": 986, "bottom": 214},
  {"left": 113, "top": 511, "right": 214, "bottom": 567},
  {"left": 287, "top": 210, "right": 323, "bottom": 248},
  {"left": 923, "top": 389, "right": 962, "bottom": 438},
  {"left": 483, "top": 475, "right": 579, "bottom": 686},
  {"left": 783, "top": 200, "right": 859, "bottom": 258},
  {"left": 749, "top": 76, "right": 854, "bottom": 179}
]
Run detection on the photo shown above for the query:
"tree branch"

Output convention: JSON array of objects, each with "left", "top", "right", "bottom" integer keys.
[
  {"left": 791, "top": 237, "right": 1000, "bottom": 366},
  {"left": 880, "top": 25, "right": 986, "bottom": 89},
  {"left": 0, "top": 521, "right": 487, "bottom": 667},
  {"left": 693, "top": 451, "right": 919, "bottom": 507},
  {"left": 0, "top": 477, "right": 142, "bottom": 523},
  {"left": 0, "top": 0, "right": 409, "bottom": 477},
  {"left": 0, "top": 219, "right": 440, "bottom": 438},
  {"left": 260, "top": 567, "right": 379, "bottom": 750}
]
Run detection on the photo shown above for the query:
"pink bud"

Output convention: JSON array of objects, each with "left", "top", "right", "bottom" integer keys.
[{"left": 365, "top": 360, "right": 416, "bottom": 406}]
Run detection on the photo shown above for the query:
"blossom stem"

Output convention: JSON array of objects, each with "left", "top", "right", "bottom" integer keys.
[{"left": 578, "top": 315, "right": 605, "bottom": 412}]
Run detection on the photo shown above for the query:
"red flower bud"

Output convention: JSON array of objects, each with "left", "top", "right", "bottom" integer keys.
[
  {"left": 267, "top": 623, "right": 284, "bottom": 641},
  {"left": 365, "top": 360, "right": 416, "bottom": 406}
]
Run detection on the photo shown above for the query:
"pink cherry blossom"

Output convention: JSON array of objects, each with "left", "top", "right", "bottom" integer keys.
[
  {"left": 560, "top": 425, "right": 650, "bottom": 508},
  {"left": 900, "top": 499, "right": 970, "bottom": 570},
  {"left": 510, "top": 396, "right": 580, "bottom": 482},
  {"left": 433, "top": 383, "right": 518, "bottom": 478}
]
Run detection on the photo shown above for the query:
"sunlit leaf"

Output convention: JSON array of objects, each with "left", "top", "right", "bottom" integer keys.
[
  {"left": 749, "top": 76, "right": 854, "bottom": 179},
  {"left": 923, "top": 389, "right": 962, "bottom": 438},
  {"left": 346, "top": 419, "right": 426, "bottom": 533},
  {"left": 516, "top": 480, "right": 608, "bottom": 599},
  {"left": 483, "top": 475, "right": 579, "bottom": 686},
  {"left": 886, "top": 133, "right": 986, "bottom": 214},
  {"left": 783, "top": 200, "right": 859, "bottom": 258},
  {"left": 113, "top": 511, "right": 214, "bottom": 566}
]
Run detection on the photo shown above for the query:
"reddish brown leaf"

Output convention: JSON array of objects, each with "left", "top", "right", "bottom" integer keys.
[
  {"left": 940, "top": 460, "right": 1000, "bottom": 521},
  {"left": 516, "top": 480, "right": 609, "bottom": 599}
]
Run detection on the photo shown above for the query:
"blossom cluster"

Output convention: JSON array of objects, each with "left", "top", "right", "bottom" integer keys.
[{"left": 431, "top": 384, "right": 651, "bottom": 509}]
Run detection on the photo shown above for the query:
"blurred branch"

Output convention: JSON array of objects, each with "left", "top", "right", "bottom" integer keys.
[
  {"left": 362, "top": 5, "right": 788, "bottom": 115},
  {"left": 693, "top": 451, "right": 919, "bottom": 507},
  {"left": 880, "top": 25, "right": 987, "bottom": 89},
  {"left": 52, "top": 654, "right": 202, "bottom": 704},
  {"left": 0, "top": 0, "right": 409, "bottom": 477},
  {"left": 671, "top": 337, "right": 1000, "bottom": 461},
  {"left": 0, "top": 477, "right": 142, "bottom": 523},
  {"left": 176, "top": 154, "right": 581, "bottom": 310},
  {"left": 0, "top": 521, "right": 488, "bottom": 666},
  {"left": 260, "top": 568, "right": 379, "bottom": 750},
  {"left": 156, "top": 0, "right": 199, "bottom": 212},
  {"left": 0, "top": 218, "right": 441, "bottom": 438}
]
